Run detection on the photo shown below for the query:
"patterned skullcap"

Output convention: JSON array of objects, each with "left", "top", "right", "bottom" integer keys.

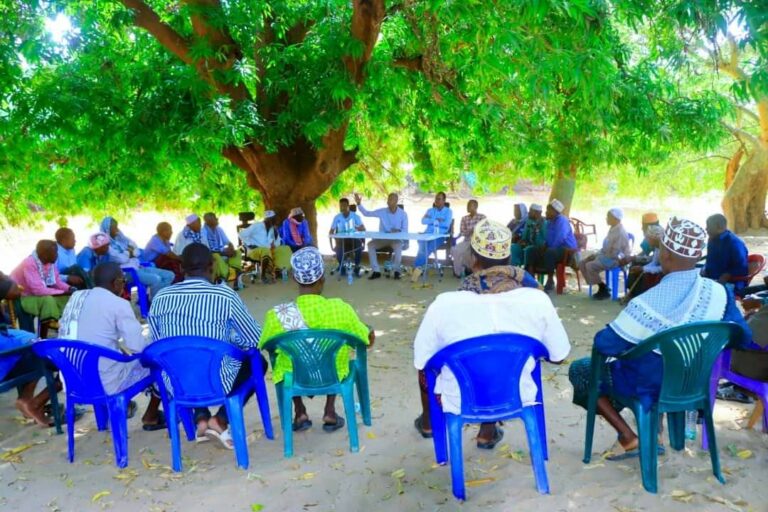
[
  {"left": 185, "top": 214, "right": 199, "bottom": 224},
  {"left": 662, "top": 216, "right": 706, "bottom": 259},
  {"left": 290, "top": 207, "right": 304, "bottom": 217},
  {"left": 642, "top": 212, "right": 659, "bottom": 224},
  {"left": 290, "top": 247, "right": 325, "bottom": 285},
  {"left": 263, "top": 210, "right": 276, "bottom": 219},
  {"left": 530, "top": 203, "right": 543, "bottom": 212},
  {"left": 646, "top": 225, "right": 665, "bottom": 239},
  {"left": 608, "top": 207, "right": 624, "bottom": 221},
  {"left": 470, "top": 219, "right": 512, "bottom": 260},
  {"left": 89, "top": 232, "right": 110, "bottom": 249},
  {"left": 549, "top": 199, "right": 565, "bottom": 213}
]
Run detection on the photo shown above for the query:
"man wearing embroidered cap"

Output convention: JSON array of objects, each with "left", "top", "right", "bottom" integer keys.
[
  {"left": 173, "top": 213, "right": 203, "bottom": 256},
  {"left": 280, "top": 207, "right": 314, "bottom": 252},
  {"left": 240, "top": 210, "right": 292, "bottom": 283},
  {"left": 260, "top": 247, "right": 373, "bottom": 433},
  {"left": 412, "top": 219, "right": 570, "bottom": 448},
  {"left": 578, "top": 208, "right": 631, "bottom": 300},
  {"left": 568, "top": 216, "right": 751, "bottom": 460},
  {"left": 524, "top": 199, "right": 578, "bottom": 291}
]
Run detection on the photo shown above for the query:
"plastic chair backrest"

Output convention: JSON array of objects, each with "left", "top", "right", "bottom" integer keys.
[
  {"left": 141, "top": 336, "right": 246, "bottom": 402},
  {"left": 621, "top": 321, "right": 745, "bottom": 408},
  {"left": 746, "top": 254, "right": 765, "bottom": 281},
  {"left": 32, "top": 339, "right": 129, "bottom": 400},
  {"left": 261, "top": 329, "right": 366, "bottom": 389},
  {"left": 424, "top": 333, "right": 549, "bottom": 419}
]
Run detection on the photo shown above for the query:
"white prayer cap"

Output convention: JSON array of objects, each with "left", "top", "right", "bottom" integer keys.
[
  {"left": 290, "top": 207, "right": 304, "bottom": 217},
  {"left": 89, "top": 233, "right": 110, "bottom": 249},
  {"left": 608, "top": 208, "right": 624, "bottom": 221},
  {"left": 185, "top": 214, "right": 199, "bottom": 224},
  {"left": 530, "top": 203, "right": 543, "bottom": 212},
  {"left": 263, "top": 210, "right": 276, "bottom": 219},
  {"left": 549, "top": 199, "right": 565, "bottom": 213}
]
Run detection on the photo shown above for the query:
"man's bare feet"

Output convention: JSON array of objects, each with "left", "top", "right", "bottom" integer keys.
[{"left": 15, "top": 399, "right": 49, "bottom": 427}]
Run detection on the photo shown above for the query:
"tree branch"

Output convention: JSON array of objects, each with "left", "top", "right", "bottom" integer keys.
[
  {"left": 119, "top": 0, "right": 193, "bottom": 64},
  {"left": 721, "top": 122, "right": 761, "bottom": 147},
  {"left": 717, "top": 34, "right": 747, "bottom": 81},
  {"left": 344, "top": 0, "right": 386, "bottom": 85},
  {"left": 736, "top": 105, "right": 761, "bottom": 124},
  {"left": 393, "top": 56, "right": 423, "bottom": 71}
]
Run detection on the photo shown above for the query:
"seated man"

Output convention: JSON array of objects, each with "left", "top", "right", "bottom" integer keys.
[
  {"left": 11, "top": 240, "right": 75, "bottom": 339},
  {"left": 148, "top": 244, "right": 263, "bottom": 449},
  {"left": 624, "top": 224, "right": 664, "bottom": 302},
  {"left": 173, "top": 214, "right": 204, "bottom": 255},
  {"left": 525, "top": 199, "right": 577, "bottom": 291},
  {"left": 58, "top": 263, "right": 164, "bottom": 430},
  {"left": 412, "top": 192, "right": 453, "bottom": 282},
  {"left": 202, "top": 212, "right": 242, "bottom": 286},
  {"left": 703, "top": 213, "right": 748, "bottom": 295},
  {"left": 55, "top": 227, "right": 91, "bottom": 289},
  {"left": 354, "top": 192, "right": 408, "bottom": 280},
  {"left": 510, "top": 203, "right": 545, "bottom": 267},
  {"left": 239, "top": 210, "right": 292, "bottom": 283},
  {"left": 450, "top": 199, "right": 486, "bottom": 277},
  {"left": 578, "top": 208, "right": 631, "bottom": 300},
  {"left": 260, "top": 247, "right": 373, "bottom": 432},
  {"left": 76, "top": 233, "right": 112, "bottom": 273},
  {"left": 101, "top": 216, "right": 174, "bottom": 299},
  {"left": 413, "top": 219, "right": 570, "bottom": 448},
  {"left": 638, "top": 212, "right": 661, "bottom": 257},
  {"left": 281, "top": 208, "right": 313, "bottom": 252},
  {"left": 0, "top": 273, "right": 56, "bottom": 426},
  {"left": 142, "top": 222, "right": 184, "bottom": 283},
  {"left": 329, "top": 198, "right": 366, "bottom": 276},
  {"left": 568, "top": 217, "right": 751, "bottom": 460}
]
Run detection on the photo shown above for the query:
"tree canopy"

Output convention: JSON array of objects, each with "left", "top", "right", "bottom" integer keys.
[{"left": 1, "top": 1, "right": 762, "bottom": 230}]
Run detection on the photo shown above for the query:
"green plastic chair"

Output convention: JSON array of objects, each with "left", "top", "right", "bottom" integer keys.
[
  {"left": 583, "top": 321, "right": 746, "bottom": 493},
  {"left": 261, "top": 329, "right": 371, "bottom": 458}
]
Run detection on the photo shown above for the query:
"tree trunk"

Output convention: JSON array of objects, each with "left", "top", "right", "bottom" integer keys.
[
  {"left": 725, "top": 147, "right": 744, "bottom": 189},
  {"left": 223, "top": 131, "right": 357, "bottom": 243},
  {"left": 549, "top": 164, "right": 578, "bottom": 216},
  {"left": 722, "top": 145, "right": 768, "bottom": 233}
]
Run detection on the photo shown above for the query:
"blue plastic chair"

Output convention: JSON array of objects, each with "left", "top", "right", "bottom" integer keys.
[
  {"left": 121, "top": 267, "right": 150, "bottom": 318},
  {"left": 588, "top": 232, "right": 634, "bottom": 300},
  {"left": 261, "top": 329, "right": 372, "bottom": 458},
  {"left": 141, "top": 336, "right": 274, "bottom": 471},
  {"left": 583, "top": 321, "right": 746, "bottom": 493},
  {"left": 423, "top": 333, "right": 551, "bottom": 500},
  {"left": 32, "top": 339, "right": 153, "bottom": 468},
  {"left": 0, "top": 343, "right": 62, "bottom": 434}
]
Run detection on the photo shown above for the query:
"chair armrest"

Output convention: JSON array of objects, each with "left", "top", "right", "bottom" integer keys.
[{"left": 0, "top": 344, "right": 34, "bottom": 358}]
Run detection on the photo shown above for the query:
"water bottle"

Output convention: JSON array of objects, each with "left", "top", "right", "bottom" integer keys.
[
  {"left": 685, "top": 410, "right": 697, "bottom": 440},
  {"left": 281, "top": 268, "right": 288, "bottom": 282},
  {"left": 354, "top": 402, "right": 361, "bottom": 413},
  {"left": 347, "top": 263, "right": 354, "bottom": 285},
  {"left": 384, "top": 260, "right": 392, "bottom": 274}
]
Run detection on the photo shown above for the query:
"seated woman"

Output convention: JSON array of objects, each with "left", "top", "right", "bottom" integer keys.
[{"left": 281, "top": 208, "right": 313, "bottom": 252}]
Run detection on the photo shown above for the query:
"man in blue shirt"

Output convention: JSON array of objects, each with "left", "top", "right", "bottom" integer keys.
[
  {"left": 412, "top": 192, "right": 453, "bottom": 282},
  {"left": 704, "top": 214, "right": 749, "bottom": 294},
  {"left": 355, "top": 192, "right": 409, "bottom": 280},
  {"left": 526, "top": 199, "right": 577, "bottom": 291},
  {"left": 329, "top": 198, "right": 366, "bottom": 276},
  {"left": 568, "top": 217, "right": 751, "bottom": 460},
  {"left": 55, "top": 228, "right": 91, "bottom": 289}
]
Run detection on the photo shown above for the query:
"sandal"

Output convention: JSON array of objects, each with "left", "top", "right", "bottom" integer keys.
[
  {"left": 46, "top": 406, "right": 85, "bottom": 428},
  {"left": 292, "top": 418, "right": 313, "bottom": 432},
  {"left": 142, "top": 410, "right": 167, "bottom": 431},
  {"left": 413, "top": 415, "right": 433, "bottom": 439},
  {"left": 322, "top": 416, "right": 346, "bottom": 433},
  {"left": 716, "top": 384, "right": 754, "bottom": 404},
  {"left": 476, "top": 426, "right": 504, "bottom": 450},
  {"left": 205, "top": 428, "right": 234, "bottom": 450}
]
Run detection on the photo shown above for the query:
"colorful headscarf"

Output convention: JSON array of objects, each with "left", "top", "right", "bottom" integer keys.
[
  {"left": 459, "top": 265, "right": 528, "bottom": 295},
  {"left": 89, "top": 233, "right": 110, "bottom": 249},
  {"left": 471, "top": 219, "right": 512, "bottom": 260},
  {"left": 290, "top": 247, "right": 324, "bottom": 285}
]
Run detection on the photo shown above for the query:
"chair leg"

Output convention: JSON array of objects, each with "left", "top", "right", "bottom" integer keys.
[
  {"left": 44, "top": 367, "right": 62, "bottom": 435},
  {"left": 167, "top": 405, "right": 183, "bottom": 472},
  {"left": 355, "top": 364, "right": 372, "bottom": 426},
  {"left": 535, "top": 403, "right": 548, "bottom": 461},
  {"left": 666, "top": 412, "right": 685, "bottom": 451},
  {"left": 281, "top": 389, "right": 294, "bottom": 458},
  {"left": 636, "top": 406, "right": 658, "bottom": 494},
  {"left": 446, "top": 415, "right": 466, "bottom": 501},
  {"left": 66, "top": 401, "right": 76, "bottom": 463},
  {"left": 179, "top": 407, "right": 196, "bottom": 442},
  {"left": 583, "top": 359, "right": 602, "bottom": 464},
  {"left": 226, "top": 396, "right": 250, "bottom": 470},
  {"left": 253, "top": 374, "right": 274, "bottom": 440},
  {"left": 340, "top": 385, "right": 360, "bottom": 453},
  {"left": 703, "top": 402, "right": 725, "bottom": 484},
  {"left": 522, "top": 408, "right": 550, "bottom": 494},
  {"left": 428, "top": 390, "right": 448, "bottom": 465},
  {"left": 93, "top": 403, "right": 109, "bottom": 431},
  {"left": 107, "top": 396, "right": 130, "bottom": 469}
]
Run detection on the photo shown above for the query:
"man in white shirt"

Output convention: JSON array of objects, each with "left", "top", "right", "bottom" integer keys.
[
  {"left": 239, "top": 210, "right": 292, "bottom": 282},
  {"left": 353, "top": 192, "right": 409, "bottom": 280},
  {"left": 59, "top": 262, "right": 164, "bottom": 430},
  {"left": 413, "top": 219, "right": 570, "bottom": 449}
]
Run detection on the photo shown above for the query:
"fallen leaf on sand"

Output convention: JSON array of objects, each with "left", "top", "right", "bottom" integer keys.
[
  {"left": 736, "top": 449, "right": 753, "bottom": 459},
  {"left": 670, "top": 490, "right": 694, "bottom": 503},
  {"left": 297, "top": 472, "right": 315, "bottom": 480},
  {"left": 250, "top": 504, "right": 264, "bottom": 511},
  {"left": 91, "top": 491, "right": 111, "bottom": 503},
  {"left": 1, "top": 443, "right": 39, "bottom": 462},
  {"left": 366, "top": 432, "right": 377, "bottom": 439},
  {"left": 391, "top": 468, "right": 406, "bottom": 494},
  {"left": 466, "top": 478, "right": 495, "bottom": 487}
]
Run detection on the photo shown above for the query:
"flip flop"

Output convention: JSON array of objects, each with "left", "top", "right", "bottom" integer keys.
[
  {"left": 477, "top": 426, "right": 504, "bottom": 450},
  {"left": 292, "top": 418, "right": 313, "bottom": 432},
  {"left": 126, "top": 400, "right": 138, "bottom": 419},
  {"left": 413, "top": 415, "right": 433, "bottom": 439},
  {"left": 205, "top": 428, "right": 234, "bottom": 450},
  {"left": 322, "top": 416, "right": 346, "bottom": 433},
  {"left": 142, "top": 410, "right": 167, "bottom": 431},
  {"left": 716, "top": 384, "right": 754, "bottom": 404}
]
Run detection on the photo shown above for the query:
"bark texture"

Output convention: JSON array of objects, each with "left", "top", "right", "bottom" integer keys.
[{"left": 549, "top": 164, "right": 577, "bottom": 216}]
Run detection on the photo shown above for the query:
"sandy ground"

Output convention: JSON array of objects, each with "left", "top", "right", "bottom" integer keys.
[{"left": 1, "top": 195, "right": 768, "bottom": 511}]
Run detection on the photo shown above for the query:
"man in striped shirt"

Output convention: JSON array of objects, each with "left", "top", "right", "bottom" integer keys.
[{"left": 148, "top": 243, "right": 263, "bottom": 449}]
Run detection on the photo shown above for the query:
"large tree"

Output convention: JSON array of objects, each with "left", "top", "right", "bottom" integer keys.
[{"left": 0, "top": 1, "right": 736, "bottom": 230}]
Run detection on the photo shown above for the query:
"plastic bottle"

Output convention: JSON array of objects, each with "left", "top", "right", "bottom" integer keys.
[
  {"left": 685, "top": 410, "right": 697, "bottom": 440},
  {"left": 384, "top": 260, "right": 392, "bottom": 274},
  {"left": 347, "top": 263, "right": 354, "bottom": 285},
  {"left": 281, "top": 268, "right": 288, "bottom": 282}
]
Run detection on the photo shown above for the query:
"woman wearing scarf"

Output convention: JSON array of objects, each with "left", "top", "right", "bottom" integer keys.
[
  {"left": 568, "top": 217, "right": 752, "bottom": 460},
  {"left": 506, "top": 203, "right": 529, "bottom": 238},
  {"left": 412, "top": 219, "right": 571, "bottom": 449},
  {"left": 100, "top": 217, "right": 174, "bottom": 300},
  {"left": 280, "top": 207, "right": 313, "bottom": 252}
]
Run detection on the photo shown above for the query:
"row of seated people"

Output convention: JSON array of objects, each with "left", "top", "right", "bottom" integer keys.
[{"left": 3, "top": 217, "right": 763, "bottom": 473}]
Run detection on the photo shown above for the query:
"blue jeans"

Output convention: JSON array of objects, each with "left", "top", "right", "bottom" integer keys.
[
  {"left": 415, "top": 240, "right": 440, "bottom": 267},
  {"left": 135, "top": 267, "right": 174, "bottom": 298}
]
